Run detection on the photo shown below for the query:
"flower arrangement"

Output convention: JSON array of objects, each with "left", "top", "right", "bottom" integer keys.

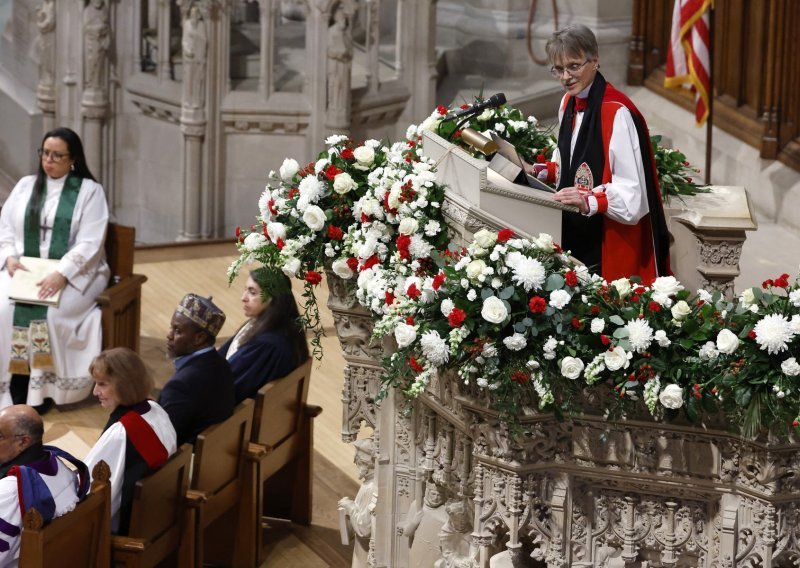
[
  {"left": 230, "top": 100, "right": 799, "bottom": 439},
  {"left": 651, "top": 134, "right": 710, "bottom": 202}
]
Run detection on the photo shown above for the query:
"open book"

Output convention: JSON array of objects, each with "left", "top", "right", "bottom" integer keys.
[{"left": 8, "top": 256, "right": 63, "bottom": 307}]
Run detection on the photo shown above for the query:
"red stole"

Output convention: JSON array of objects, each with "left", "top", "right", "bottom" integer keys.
[{"left": 120, "top": 410, "right": 169, "bottom": 470}]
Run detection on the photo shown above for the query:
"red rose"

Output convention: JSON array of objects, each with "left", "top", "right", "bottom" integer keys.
[
  {"left": 397, "top": 234, "right": 411, "bottom": 261},
  {"left": 631, "top": 295, "right": 640, "bottom": 303},
  {"left": 305, "top": 271, "right": 322, "bottom": 285},
  {"left": 324, "top": 164, "right": 342, "bottom": 180},
  {"left": 346, "top": 257, "right": 359, "bottom": 271},
  {"left": 409, "top": 357, "right": 424, "bottom": 373},
  {"left": 448, "top": 307, "right": 466, "bottom": 328},
  {"left": 590, "top": 305, "right": 600, "bottom": 315},
  {"left": 340, "top": 147, "right": 354, "bottom": 160},
  {"left": 327, "top": 225, "right": 344, "bottom": 240},
  {"left": 406, "top": 316, "right": 415, "bottom": 325},
  {"left": 432, "top": 272, "right": 446, "bottom": 290},
  {"left": 529, "top": 296, "right": 546, "bottom": 313},
  {"left": 497, "top": 228, "right": 515, "bottom": 243},
  {"left": 407, "top": 283, "right": 421, "bottom": 299},
  {"left": 648, "top": 301, "right": 661, "bottom": 312},
  {"left": 571, "top": 316, "right": 581, "bottom": 329},
  {"left": 385, "top": 291, "right": 395, "bottom": 306},
  {"left": 565, "top": 270, "right": 578, "bottom": 287},
  {"left": 762, "top": 279, "right": 774, "bottom": 289},
  {"left": 511, "top": 372, "right": 530, "bottom": 384}
]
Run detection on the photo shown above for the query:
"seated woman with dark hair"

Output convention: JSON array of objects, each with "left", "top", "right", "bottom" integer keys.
[
  {"left": 219, "top": 267, "right": 309, "bottom": 403},
  {"left": 84, "top": 347, "right": 177, "bottom": 535}
]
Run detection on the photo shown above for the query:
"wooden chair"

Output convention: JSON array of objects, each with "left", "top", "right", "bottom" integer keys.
[
  {"left": 185, "top": 398, "right": 254, "bottom": 568},
  {"left": 111, "top": 443, "right": 193, "bottom": 568},
  {"left": 19, "top": 460, "right": 112, "bottom": 568},
  {"left": 242, "top": 358, "right": 321, "bottom": 566},
  {"left": 96, "top": 222, "right": 148, "bottom": 352}
]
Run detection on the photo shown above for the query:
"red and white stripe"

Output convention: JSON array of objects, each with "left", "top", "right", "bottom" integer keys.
[{"left": 664, "top": 0, "right": 712, "bottom": 125}]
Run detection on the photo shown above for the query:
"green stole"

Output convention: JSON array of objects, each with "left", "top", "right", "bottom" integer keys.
[{"left": 9, "top": 175, "right": 82, "bottom": 374}]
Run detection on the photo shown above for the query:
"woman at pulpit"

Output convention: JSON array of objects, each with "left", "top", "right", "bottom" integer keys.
[
  {"left": 541, "top": 24, "right": 670, "bottom": 284},
  {"left": 0, "top": 127, "right": 109, "bottom": 411}
]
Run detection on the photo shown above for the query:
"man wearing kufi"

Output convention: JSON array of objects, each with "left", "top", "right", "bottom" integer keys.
[{"left": 157, "top": 294, "right": 235, "bottom": 446}]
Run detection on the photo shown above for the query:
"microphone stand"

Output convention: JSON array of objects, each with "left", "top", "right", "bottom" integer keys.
[{"left": 436, "top": 111, "right": 479, "bottom": 142}]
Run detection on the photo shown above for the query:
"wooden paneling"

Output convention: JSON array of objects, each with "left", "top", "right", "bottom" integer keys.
[{"left": 629, "top": 0, "right": 800, "bottom": 171}]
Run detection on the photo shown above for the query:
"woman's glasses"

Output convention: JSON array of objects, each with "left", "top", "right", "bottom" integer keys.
[
  {"left": 38, "top": 149, "right": 70, "bottom": 163},
  {"left": 550, "top": 59, "right": 592, "bottom": 79}
]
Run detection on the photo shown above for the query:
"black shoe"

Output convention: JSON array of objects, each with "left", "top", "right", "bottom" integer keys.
[{"left": 33, "top": 398, "right": 55, "bottom": 415}]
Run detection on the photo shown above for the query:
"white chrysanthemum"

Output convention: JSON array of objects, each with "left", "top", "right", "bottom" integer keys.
[
  {"left": 510, "top": 256, "right": 546, "bottom": 292},
  {"left": 423, "top": 220, "right": 441, "bottom": 237},
  {"left": 590, "top": 318, "right": 605, "bottom": 334},
  {"left": 298, "top": 175, "right": 324, "bottom": 202},
  {"left": 420, "top": 331, "right": 449, "bottom": 366},
  {"left": 325, "top": 134, "right": 348, "bottom": 146},
  {"left": 549, "top": 289, "right": 571, "bottom": 309},
  {"left": 697, "top": 288, "right": 713, "bottom": 303},
  {"left": 243, "top": 232, "right": 267, "bottom": 252},
  {"left": 782, "top": 357, "right": 800, "bottom": 376},
  {"left": 754, "top": 314, "right": 796, "bottom": 355},
  {"left": 440, "top": 299, "right": 455, "bottom": 317},
  {"left": 625, "top": 319, "right": 654, "bottom": 352},
  {"left": 409, "top": 235, "right": 434, "bottom": 259},
  {"left": 258, "top": 189, "right": 272, "bottom": 219},
  {"left": 698, "top": 341, "right": 719, "bottom": 360},
  {"left": 503, "top": 333, "right": 527, "bottom": 351},
  {"left": 314, "top": 158, "right": 329, "bottom": 174}
]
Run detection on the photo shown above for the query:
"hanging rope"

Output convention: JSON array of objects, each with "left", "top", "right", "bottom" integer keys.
[{"left": 526, "top": 0, "right": 560, "bottom": 65}]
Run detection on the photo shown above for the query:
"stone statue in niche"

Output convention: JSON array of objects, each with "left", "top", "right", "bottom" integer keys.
[
  {"left": 36, "top": 0, "right": 56, "bottom": 92},
  {"left": 181, "top": 4, "right": 208, "bottom": 110},
  {"left": 83, "top": 0, "right": 110, "bottom": 92},
  {"left": 397, "top": 479, "right": 449, "bottom": 567},
  {"left": 435, "top": 497, "right": 477, "bottom": 568},
  {"left": 326, "top": 3, "right": 353, "bottom": 118},
  {"left": 339, "top": 438, "right": 376, "bottom": 568}
]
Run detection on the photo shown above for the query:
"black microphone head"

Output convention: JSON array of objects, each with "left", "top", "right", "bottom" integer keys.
[{"left": 490, "top": 93, "right": 507, "bottom": 106}]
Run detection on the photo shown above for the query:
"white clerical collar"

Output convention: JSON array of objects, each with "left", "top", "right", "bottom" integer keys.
[
  {"left": 46, "top": 174, "right": 68, "bottom": 189},
  {"left": 577, "top": 82, "right": 593, "bottom": 100}
]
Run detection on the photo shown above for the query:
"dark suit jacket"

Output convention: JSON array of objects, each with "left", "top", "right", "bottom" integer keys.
[
  {"left": 219, "top": 330, "right": 297, "bottom": 404},
  {"left": 157, "top": 349, "right": 235, "bottom": 446}
]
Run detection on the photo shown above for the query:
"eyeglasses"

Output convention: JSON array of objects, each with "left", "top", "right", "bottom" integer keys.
[
  {"left": 37, "top": 149, "right": 70, "bottom": 163},
  {"left": 550, "top": 59, "right": 592, "bottom": 79}
]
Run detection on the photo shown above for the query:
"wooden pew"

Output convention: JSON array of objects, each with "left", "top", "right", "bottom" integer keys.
[
  {"left": 111, "top": 444, "right": 193, "bottom": 568},
  {"left": 242, "top": 358, "right": 320, "bottom": 566},
  {"left": 185, "top": 398, "right": 254, "bottom": 568},
  {"left": 19, "top": 460, "right": 112, "bottom": 568},
  {"left": 96, "top": 223, "right": 147, "bottom": 353}
]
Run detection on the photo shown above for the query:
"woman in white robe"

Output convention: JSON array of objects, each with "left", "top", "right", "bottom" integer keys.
[{"left": 0, "top": 126, "right": 109, "bottom": 408}]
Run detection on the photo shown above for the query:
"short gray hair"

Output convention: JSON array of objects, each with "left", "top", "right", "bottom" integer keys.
[
  {"left": 14, "top": 414, "right": 43, "bottom": 444},
  {"left": 546, "top": 24, "right": 599, "bottom": 63}
]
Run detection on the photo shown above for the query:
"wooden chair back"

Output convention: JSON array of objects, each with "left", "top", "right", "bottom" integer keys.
[
  {"left": 105, "top": 222, "right": 135, "bottom": 281},
  {"left": 19, "top": 461, "right": 112, "bottom": 568},
  {"left": 251, "top": 358, "right": 313, "bottom": 452},
  {"left": 112, "top": 444, "right": 193, "bottom": 567}
]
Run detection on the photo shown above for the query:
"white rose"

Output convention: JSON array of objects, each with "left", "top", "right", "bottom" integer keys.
[
  {"left": 654, "top": 329, "right": 671, "bottom": 347},
  {"left": 549, "top": 289, "right": 571, "bottom": 309},
  {"left": 394, "top": 323, "right": 417, "bottom": 348},
  {"left": 659, "top": 384, "right": 684, "bottom": 409},
  {"left": 651, "top": 276, "right": 683, "bottom": 298},
  {"left": 740, "top": 288, "right": 757, "bottom": 308},
  {"left": 302, "top": 205, "right": 326, "bottom": 231},
  {"left": 611, "top": 278, "right": 632, "bottom": 299},
  {"left": 266, "top": 222, "right": 286, "bottom": 243},
  {"left": 782, "top": 357, "right": 800, "bottom": 376},
  {"left": 243, "top": 232, "right": 266, "bottom": 252},
  {"left": 473, "top": 229, "right": 497, "bottom": 249},
  {"left": 353, "top": 145, "right": 375, "bottom": 167},
  {"left": 560, "top": 356, "right": 585, "bottom": 380},
  {"left": 331, "top": 258, "right": 354, "bottom": 280},
  {"left": 332, "top": 172, "right": 357, "bottom": 194},
  {"left": 279, "top": 158, "right": 299, "bottom": 181},
  {"left": 590, "top": 318, "right": 605, "bottom": 334},
  {"left": 466, "top": 260, "right": 487, "bottom": 280},
  {"left": 532, "top": 233, "right": 554, "bottom": 252},
  {"left": 604, "top": 346, "right": 631, "bottom": 371},
  {"left": 398, "top": 217, "right": 419, "bottom": 236},
  {"left": 282, "top": 257, "right": 301, "bottom": 278},
  {"left": 715, "top": 329, "right": 740, "bottom": 355},
  {"left": 481, "top": 296, "right": 508, "bottom": 324},
  {"left": 671, "top": 300, "right": 691, "bottom": 321}
]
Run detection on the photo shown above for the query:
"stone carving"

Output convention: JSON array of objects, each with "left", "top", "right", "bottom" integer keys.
[
  {"left": 397, "top": 480, "right": 449, "bottom": 567},
  {"left": 339, "top": 437, "right": 377, "bottom": 568},
  {"left": 181, "top": 4, "right": 208, "bottom": 111},
  {"left": 342, "top": 363, "right": 380, "bottom": 437},
  {"left": 326, "top": 3, "right": 353, "bottom": 120},
  {"left": 437, "top": 497, "right": 477, "bottom": 567},
  {"left": 333, "top": 312, "right": 383, "bottom": 361},
  {"left": 697, "top": 237, "right": 743, "bottom": 267},
  {"left": 36, "top": 0, "right": 56, "bottom": 100},
  {"left": 83, "top": 0, "right": 110, "bottom": 93}
]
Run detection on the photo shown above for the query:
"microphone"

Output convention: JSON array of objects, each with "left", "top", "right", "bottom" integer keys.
[{"left": 443, "top": 93, "right": 507, "bottom": 122}]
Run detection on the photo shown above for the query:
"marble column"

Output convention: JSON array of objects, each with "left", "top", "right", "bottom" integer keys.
[
  {"left": 36, "top": 0, "right": 57, "bottom": 132},
  {"left": 81, "top": 0, "right": 111, "bottom": 181},
  {"left": 180, "top": 120, "right": 205, "bottom": 240}
]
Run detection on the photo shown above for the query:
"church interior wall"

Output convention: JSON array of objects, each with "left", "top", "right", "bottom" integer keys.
[{"left": 0, "top": 77, "right": 39, "bottom": 195}]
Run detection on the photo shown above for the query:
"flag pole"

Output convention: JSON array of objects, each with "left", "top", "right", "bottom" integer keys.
[{"left": 704, "top": 1, "right": 715, "bottom": 185}]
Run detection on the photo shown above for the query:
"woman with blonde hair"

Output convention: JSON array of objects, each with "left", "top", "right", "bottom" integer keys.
[{"left": 84, "top": 347, "right": 176, "bottom": 534}]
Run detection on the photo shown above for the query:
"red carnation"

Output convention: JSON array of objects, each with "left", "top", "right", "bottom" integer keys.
[
  {"left": 383, "top": 191, "right": 398, "bottom": 214},
  {"left": 590, "top": 305, "right": 600, "bottom": 315},
  {"left": 235, "top": 226, "right": 241, "bottom": 238},
  {"left": 762, "top": 279, "right": 774, "bottom": 289},
  {"left": 409, "top": 357, "right": 424, "bottom": 373},
  {"left": 275, "top": 237, "right": 285, "bottom": 250},
  {"left": 268, "top": 199, "right": 277, "bottom": 215},
  {"left": 436, "top": 105, "right": 448, "bottom": 116},
  {"left": 340, "top": 147, "right": 354, "bottom": 160},
  {"left": 565, "top": 271, "right": 578, "bottom": 287},
  {"left": 305, "top": 271, "right": 322, "bottom": 285},
  {"left": 324, "top": 164, "right": 342, "bottom": 180},
  {"left": 529, "top": 296, "right": 546, "bottom": 313},
  {"left": 327, "top": 225, "right": 344, "bottom": 240},
  {"left": 648, "top": 301, "right": 661, "bottom": 312},
  {"left": 407, "top": 283, "right": 421, "bottom": 299},
  {"left": 361, "top": 255, "right": 379, "bottom": 271},
  {"left": 287, "top": 187, "right": 299, "bottom": 199},
  {"left": 571, "top": 316, "right": 581, "bottom": 329},
  {"left": 396, "top": 234, "right": 411, "bottom": 261},
  {"left": 448, "top": 308, "right": 466, "bottom": 328},
  {"left": 406, "top": 316, "right": 415, "bottom": 325},
  {"left": 384, "top": 291, "right": 395, "bottom": 306},
  {"left": 600, "top": 335, "right": 610, "bottom": 346},
  {"left": 346, "top": 257, "right": 359, "bottom": 271},
  {"left": 497, "top": 228, "right": 515, "bottom": 243},
  {"left": 511, "top": 372, "right": 530, "bottom": 384},
  {"left": 361, "top": 213, "right": 370, "bottom": 223},
  {"left": 432, "top": 272, "right": 446, "bottom": 290},
  {"left": 536, "top": 153, "right": 546, "bottom": 164},
  {"left": 748, "top": 329, "right": 757, "bottom": 340}
]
